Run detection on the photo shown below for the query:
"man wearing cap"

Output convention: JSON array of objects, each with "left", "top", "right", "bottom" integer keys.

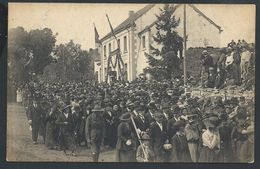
[
  {"left": 85, "top": 105, "right": 105, "bottom": 162},
  {"left": 149, "top": 111, "right": 168, "bottom": 162}
]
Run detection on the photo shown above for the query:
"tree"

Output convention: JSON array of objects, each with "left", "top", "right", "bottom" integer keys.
[
  {"left": 44, "top": 40, "right": 92, "bottom": 82},
  {"left": 27, "top": 28, "right": 57, "bottom": 74},
  {"left": 8, "top": 27, "right": 57, "bottom": 87},
  {"left": 145, "top": 4, "right": 183, "bottom": 80},
  {"left": 8, "top": 27, "right": 30, "bottom": 87}
]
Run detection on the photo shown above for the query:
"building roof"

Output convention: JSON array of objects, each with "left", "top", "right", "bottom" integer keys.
[
  {"left": 100, "top": 4, "right": 156, "bottom": 42},
  {"left": 101, "top": 4, "right": 222, "bottom": 41},
  {"left": 188, "top": 4, "right": 222, "bottom": 32}
]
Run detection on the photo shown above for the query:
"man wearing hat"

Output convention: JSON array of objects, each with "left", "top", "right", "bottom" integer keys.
[
  {"left": 55, "top": 105, "right": 77, "bottom": 156},
  {"left": 200, "top": 50, "right": 214, "bottom": 88},
  {"left": 27, "top": 99, "right": 44, "bottom": 144},
  {"left": 103, "top": 105, "right": 117, "bottom": 149},
  {"left": 167, "top": 106, "right": 181, "bottom": 139},
  {"left": 45, "top": 98, "right": 60, "bottom": 150},
  {"left": 85, "top": 105, "right": 105, "bottom": 162},
  {"left": 134, "top": 105, "right": 149, "bottom": 134},
  {"left": 218, "top": 111, "right": 234, "bottom": 162},
  {"left": 205, "top": 67, "right": 216, "bottom": 88},
  {"left": 231, "top": 107, "right": 251, "bottom": 162},
  {"left": 149, "top": 111, "right": 168, "bottom": 162},
  {"left": 145, "top": 102, "right": 157, "bottom": 127},
  {"left": 232, "top": 46, "right": 241, "bottom": 85}
]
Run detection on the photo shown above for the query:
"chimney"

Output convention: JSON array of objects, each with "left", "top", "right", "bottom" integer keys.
[{"left": 129, "top": 10, "right": 134, "bottom": 17}]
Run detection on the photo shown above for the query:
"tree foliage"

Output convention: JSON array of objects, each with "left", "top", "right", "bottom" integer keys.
[
  {"left": 41, "top": 40, "right": 92, "bottom": 82},
  {"left": 8, "top": 27, "right": 57, "bottom": 87},
  {"left": 146, "top": 4, "right": 183, "bottom": 80}
]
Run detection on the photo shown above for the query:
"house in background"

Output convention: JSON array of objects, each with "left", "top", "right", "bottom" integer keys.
[{"left": 95, "top": 4, "right": 223, "bottom": 83}]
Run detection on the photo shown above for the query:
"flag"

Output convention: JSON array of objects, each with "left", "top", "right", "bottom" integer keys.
[
  {"left": 106, "top": 14, "right": 117, "bottom": 40},
  {"left": 94, "top": 24, "right": 101, "bottom": 44}
]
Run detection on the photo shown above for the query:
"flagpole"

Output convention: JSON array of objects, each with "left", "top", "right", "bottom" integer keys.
[{"left": 183, "top": 4, "right": 187, "bottom": 91}]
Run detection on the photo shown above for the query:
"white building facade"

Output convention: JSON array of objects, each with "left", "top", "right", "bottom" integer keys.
[{"left": 96, "top": 4, "right": 222, "bottom": 83}]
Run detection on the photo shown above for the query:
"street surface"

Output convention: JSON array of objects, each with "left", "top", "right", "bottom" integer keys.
[{"left": 7, "top": 103, "right": 115, "bottom": 162}]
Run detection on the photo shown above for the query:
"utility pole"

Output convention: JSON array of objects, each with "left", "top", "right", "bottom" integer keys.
[{"left": 183, "top": 4, "right": 187, "bottom": 89}]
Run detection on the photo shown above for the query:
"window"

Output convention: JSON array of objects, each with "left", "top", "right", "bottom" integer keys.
[
  {"left": 124, "top": 36, "right": 127, "bottom": 52},
  {"left": 124, "top": 63, "right": 128, "bottom": 81},
  {"left": 117, "top": 39, "right": 120, "bottom": 49},
  {"left": 104, "top": 45, "right": 106, "bottom": 58},
  {"left": 142, "top": 36, "right": 146, "bottom": 49},
  {"left": 108, "top": 43, "right": 111, "bottom": 54}
]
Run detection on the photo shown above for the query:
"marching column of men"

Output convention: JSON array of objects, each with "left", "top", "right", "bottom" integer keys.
[{"left": 23, "top": 80, "right": 254, "bottom": 163}]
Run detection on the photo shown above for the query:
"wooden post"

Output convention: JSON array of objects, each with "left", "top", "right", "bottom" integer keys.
[{"left": 183, "top": 4, "right": 187, "bottom": 87}]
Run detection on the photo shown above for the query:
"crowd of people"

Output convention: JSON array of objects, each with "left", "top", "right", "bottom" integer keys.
[
  {"left": 200, "top": 39, "right": 254, "bottom": 90},
  {"left": 21, "top": 76, "right": 254, "bottom": 163}
]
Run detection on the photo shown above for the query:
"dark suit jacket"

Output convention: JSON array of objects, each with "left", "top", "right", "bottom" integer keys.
[
  {"left": 134, "top": 115, "right": 149, "bottom": 131},
  {"left": 55, "top": 112, "right": 74, "bottom": 135},
  {"left": 145, "top": 111, "right": 155, "bottom": 127},
  {"left": 167, "top": 118, "right": 177, "bottom": 139},
  {"left": 149, "top": 121, "right": 168, "bottom": 156},
  {"left": 28, "top": 105, "right": 43, "bottom": 127}
]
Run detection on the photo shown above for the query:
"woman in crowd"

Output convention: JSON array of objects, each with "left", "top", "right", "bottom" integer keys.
[
  {"left": 116, "top": 113, "right": 137, "bottom": 162},
  {"left": 199, "top": 116, "right": 220, "bottom": 162}
]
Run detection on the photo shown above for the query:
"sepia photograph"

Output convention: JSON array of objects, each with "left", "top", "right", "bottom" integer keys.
[{"left": 7, "top": 3, "right": 255, "bottom": 162}]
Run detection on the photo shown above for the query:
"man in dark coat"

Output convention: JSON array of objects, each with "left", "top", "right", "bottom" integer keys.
[
  {"left": 134, "top": 105, "right": 149, "bottom": 133},
  {"left": 149, "top": 112, "right": 168, "bottom": 162},
  {"left": 200, "top": 50, "right": 214, "bottom": 87},
  {"left": 28, "top": 99, "right": 44, "bottom": 144},
  {"left": 103, "top": 105, "right": 117, "bottom": 149},
  {"left": 56, "top": 105, "right": 77, "bottom": 156},
  {"left": 45, "top": 99, "right": 60, "bottom": 149},
  {"left": 232, "top": 48, "right": 241, "bottom": 85},
  {"left": 85, "top": 105, "right": 105, "bottom": 162},
  {"left": 145, "top": 102, "right": 157, "bottom": 127},
  {"left": 167, "top": 106, "right": 181, "bottom": 139}
]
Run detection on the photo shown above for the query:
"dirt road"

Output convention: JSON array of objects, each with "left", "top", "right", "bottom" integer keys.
[{"left": 6, "top": 103, "right": 116, "bottom": 162}]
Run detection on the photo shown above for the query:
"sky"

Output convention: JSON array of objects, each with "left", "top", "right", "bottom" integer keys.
[{"left": 9, "top": 3, "right": 255, "bottom": 50}]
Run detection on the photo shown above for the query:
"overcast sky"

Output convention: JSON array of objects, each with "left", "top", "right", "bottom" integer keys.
[{"left": 9, "top": 3, "right": 255, "bottom": 50}]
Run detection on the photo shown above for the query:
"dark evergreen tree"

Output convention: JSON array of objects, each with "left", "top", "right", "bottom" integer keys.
[{"left": 145, "top": 4, "right": 183, "bottom": 80}]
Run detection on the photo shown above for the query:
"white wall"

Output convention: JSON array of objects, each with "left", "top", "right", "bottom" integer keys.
[
  {"left": 135, "top": 4, "right": 221, "bottom": 79},
  {"left": 97, "top": 4, "right": 222, "bottom": 82}
]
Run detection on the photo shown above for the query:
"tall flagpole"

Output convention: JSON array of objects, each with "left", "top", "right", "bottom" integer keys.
[{"left": 183, "top": 4, "right": 187, "bottom": 90}]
